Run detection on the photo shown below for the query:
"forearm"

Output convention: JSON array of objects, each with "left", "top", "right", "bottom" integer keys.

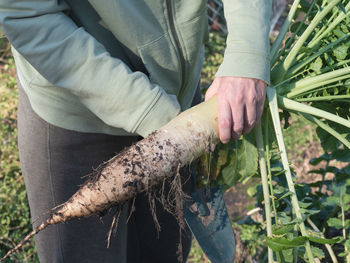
[
  {"left": 217, "top": 0, "right": 272, "bottom": 84},
  {"left": 0, "top": 0, "right": 180, "bottom": 136}
]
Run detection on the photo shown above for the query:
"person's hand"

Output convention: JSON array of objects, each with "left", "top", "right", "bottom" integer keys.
[{"left": 205, "top": 76, "right": 267, "bottom": 143}]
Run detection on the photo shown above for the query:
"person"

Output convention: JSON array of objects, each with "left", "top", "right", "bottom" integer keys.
[{"left": 0, "top": 0, "right": 271, "bottom": 262}]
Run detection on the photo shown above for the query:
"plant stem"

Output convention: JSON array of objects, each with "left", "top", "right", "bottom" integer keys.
[
  {"left": 300, "top": 113, "right": 350, "bottom": 149},
  {"left": 287, "top": 75, "right": 350, "bottom": 98},
  {"left": 306, "top": 217, "right": 338, "bottom": 263},
  {"left": 318, "top": 59, "right": 350, "bottom": 75},
  {"left": 270, "top": 0, "right": 301, "bottom": 63},
  {"left": 285, "top": 34, "right": 350, "bottom": 78},
  {"left": 267, "top": 87, "right": 315, "bottom": 263},
  {"left": 342, "top": 216, "right": 350, "bottom": 261},
  {"left": 281, "top": 0, "right": 342, "bottom": 74},
  {"left": 296, "top": 95, "right": 350, "bottom": 102},
  {"left": 277, "top": 60, "right": 350, "bottom": 96},
  {"left": 282, "top": 67, "right": 350, "bottom": 96},
  {"left": 274, "top": 70, "right": 310, "bottom": 93},
  {"left": 264, "top": 114, "right": 278, "bottom": 223},
  {"left": 308, "top": 1, "right": 350, "bottom": 48},
  {"left": 272, "top": 0, "right": 318, "bottom": 67},
  {"left": 278, "top": 95, "right": 350, "bottom": 129},
  {"left": 291, "top": 83, "right": 347, "bottom": 98},
  {"left": 340, "top": 192, "right": 350, "bottom": 263},
  {"left": 255, "top": 123, "right": 274, "bottom": 263},
  {"left": 311, "top": 10, "right": 337, "bottom": 42}
]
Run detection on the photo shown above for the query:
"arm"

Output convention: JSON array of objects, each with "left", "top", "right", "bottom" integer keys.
[
  {"left": 0, "top": 0, "right": 180, "bottom": 137},
  {"left": 205, "top": 0, "right": 271, "bottom": 143}
]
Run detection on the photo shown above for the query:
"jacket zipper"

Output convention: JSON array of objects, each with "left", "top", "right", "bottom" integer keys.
[{"left": 166, "top": 0, "right": 186, "bottom": 94}]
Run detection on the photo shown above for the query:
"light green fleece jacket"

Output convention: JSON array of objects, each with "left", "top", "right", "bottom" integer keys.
[{"left": 0, "top": 0, "right": 271, "bottom": 137}]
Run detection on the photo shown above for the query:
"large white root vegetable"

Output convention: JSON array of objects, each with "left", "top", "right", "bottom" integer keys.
[{"left": 0, "top": 97, "right": 218, "bottom": 261}]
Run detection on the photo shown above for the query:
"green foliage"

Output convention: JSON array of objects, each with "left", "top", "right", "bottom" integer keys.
[
  {"left": 187, "top": 239, "right": 210, "bottom": 263},
  {"left": 200, "top": 32, "right": 226, "bottom": 88},
  {"left": 275, "top": 0, "right": 350, "bottom": 151},
  {"left": 233, "top": 219, "right": 267, "bottom": 260},
  {"left": 249, "top": 148, "right": 350, "bottom": 262},
  {"left": 272, "top": 223, "right": 296, "bottom": 236},
  {"left": 266, "top": 236, "right": 308, "bottom": 252},
  {"left": 196, "top": 132, "right": 258, "bottom": 190},
  {"left": 208, "top": 1, "right": 350, "bottom": 261},
  {"left": 308, "top": 236, "right": 342, "bottom": 245}
]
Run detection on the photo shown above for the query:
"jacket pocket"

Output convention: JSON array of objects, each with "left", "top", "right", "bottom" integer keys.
[{"left": 137, "top": 33, "right": 181, "bottom": 97}]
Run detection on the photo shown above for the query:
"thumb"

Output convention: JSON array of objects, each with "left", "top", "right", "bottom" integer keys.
[{"left": 205, "top": 82, "right": 219, "bottom": 101}]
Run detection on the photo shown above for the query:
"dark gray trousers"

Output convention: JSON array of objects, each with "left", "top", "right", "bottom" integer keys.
[{"left": 17, "top": 83, "right": 200, "bottom": 263}]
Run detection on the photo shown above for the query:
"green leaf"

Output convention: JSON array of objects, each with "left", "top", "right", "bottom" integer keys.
[
  {"left": 237, "top": 132, "right": 258, "bottom": 178},
  {"left": 334, "top": 28, "right": 346, "bottom": 38},
  {"left": 333, "top": 44, "right": 349, "bottom": 61},
  {"left": 300, "top": 208, "right": 320, "bottom": 215},
  {"left": 247, "top": 186, "right": 257, "bottom": 197},
  {"left": 271, "top": 166, "right": 283, "bottom": 172},
  {"left": 309, "top": 236, "right": 342, "bottom": 244},
  {"left": 298, "top": 201, "right": 312, "bottom": 208},
  {"left": 345, "top": 239, "right": 350, "bottom": 250},
  {"left": 345, "top": 219, "right": 350, "bottom": 228},
  {"left": 333, "top": 149, "right": 350, "bottom": 162},
  {"left": 281, "top": 249, "right": 294, "bottom": 263},
  {"left": 222, "top": 132, "right": 258, "bottom": 186},
  {"left": 276, "top": 212, "right": 295, "bottom": 225},
  {"left": 310, "top": 246, "right": 325, "bottom": 259},
  {"left": 316, "top": 126, "right": 341, "bottom": 152},
  {"left": 266, "top": 236, "right": 308, "bottom": 252},
  {"left": 309, "top": 56, "right": 323, "bottom": 73},
  {"left": 327, "top": 217, "right": 343, "bottom": 229},
  {"left": 272, "top": 223, "right": 296, "bottom": 235},
  {"left": 278, "top": 191, "right": 293, "bottom": 200},
  {"left": 338, "top": 252, "right": 347, "bottom": 257},
  {"left": 274, "top": 186, "right": 288, "bottom": 194}
]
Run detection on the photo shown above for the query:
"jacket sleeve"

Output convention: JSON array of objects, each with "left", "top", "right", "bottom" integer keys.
[
  {"left": 0, "top": 0, "right": 180, "bottom": 137},
  {"left": 216, "top": 0, "right": 271, "bottom": 84}
]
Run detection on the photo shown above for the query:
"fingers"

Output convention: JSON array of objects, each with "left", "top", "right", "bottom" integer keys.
[
  {"left": 205, "top": 79, "right": 219, "bottom": 101},
  {"left": 218, "top": 94, "right": 232, "bottom": 143},
  {"left": 231, "top": 95, "right": 244, "bottom": 140},
  {"left": 208, "top": 77, "right": 267, "bottom": 143},
  {"left": 242, "top": 84, "right": 257, "bottom": 135}
]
